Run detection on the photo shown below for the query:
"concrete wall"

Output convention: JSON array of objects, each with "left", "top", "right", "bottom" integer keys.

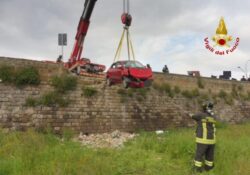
[{"left": 1, "top": 57, "right": 250, "bottom": 134}]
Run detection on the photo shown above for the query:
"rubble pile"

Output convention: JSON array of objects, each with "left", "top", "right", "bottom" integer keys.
[{"left": 76, "top": 130, "right": 137, "bottom": 148}]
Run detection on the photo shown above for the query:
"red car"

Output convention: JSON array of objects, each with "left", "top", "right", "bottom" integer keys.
[{"left": 106, "top": 60, "right": 153, "bottom": 88}]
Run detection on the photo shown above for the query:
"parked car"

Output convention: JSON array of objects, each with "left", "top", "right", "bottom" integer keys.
[{"left": 106, "top": 60, "right": 153, "bottom": 88}]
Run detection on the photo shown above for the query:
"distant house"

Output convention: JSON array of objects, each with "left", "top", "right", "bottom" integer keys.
[
  {"left": 187, "top": 71, "right": 201, "bottom": 77},
  {"left": 219, "top": 71, "right": 231, "bottom": 80}
]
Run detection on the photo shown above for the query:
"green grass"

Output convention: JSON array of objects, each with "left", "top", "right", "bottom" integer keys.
[
  {"left": 117, "top": 88, "right": 149, "bottom": 103},
  {"left": 39, "top": 91, "right": 69, "bottom": 107},
  {"left": 0, "top": 65, "right": 40, "bottom": 87},
  {"left": 82, "top": 86, "right": 98, "bottom": 98},
  {"left": 14, "top": 67, "right": 40, "bottom": 87},
  {"left": 197, "top": 78, "right": 205, "bottom": 89},
  {"left": 153, "top": 83, "right": 174, "bottom": 98},
  {"left": 181, "top": 89, "right": 200, "bottom": 99},
  {"left": 0, "top": 65, "right": 15, "bottom": 83},
  {"left": 1, "top": 123, "right": 250, "bottom": 175},
  {"left": 24, "top": 92, "right": 70, "bottom": 108},
  {"left": 51, "top": 75, "right": 77, "bottom": 93}
]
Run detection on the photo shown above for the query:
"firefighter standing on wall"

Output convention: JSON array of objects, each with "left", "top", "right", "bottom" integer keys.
[{"left": 189, "top": 101, "right": 217, "bottom": 173}]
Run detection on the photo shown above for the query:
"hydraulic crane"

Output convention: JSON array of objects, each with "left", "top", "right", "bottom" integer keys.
[
  {"left": 64, "top": 0, "right": 106, "bottom": 75},
  {"left": 65, "top": 0, "right": 138, "bottom": 77}
]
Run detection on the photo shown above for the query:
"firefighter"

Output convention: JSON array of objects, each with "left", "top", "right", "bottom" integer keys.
[
  {"left": 189, "top": 101, "right": 217, "bottom": 173},
  {"left": 162, "top": 65, "right": 169, "bottom": 73}
]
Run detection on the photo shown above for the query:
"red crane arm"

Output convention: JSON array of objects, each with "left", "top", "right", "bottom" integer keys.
[{"left": 69, "top": 0, "right": 97, "bottom": 63}]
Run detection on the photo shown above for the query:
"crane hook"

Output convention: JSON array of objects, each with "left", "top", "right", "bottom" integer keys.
[{"left": 121, "top": 0, "right": 132, "bottom": 27}]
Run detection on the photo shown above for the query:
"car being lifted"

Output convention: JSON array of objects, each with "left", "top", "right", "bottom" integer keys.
[{"left": 106, "top": 60, "right": 153, "bottom": 88}]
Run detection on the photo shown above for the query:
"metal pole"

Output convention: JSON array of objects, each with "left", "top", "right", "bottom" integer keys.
[
  {"left": 245, "top": 60, "right": 250, "bottom": 79},
  {"left": 62, "top": 45, "right": 64, "bottom": 60}
]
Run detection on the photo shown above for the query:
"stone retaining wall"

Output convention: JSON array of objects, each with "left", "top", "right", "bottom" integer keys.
[{"left": 0, "top": 57, "right": 250, "bottom": 134}]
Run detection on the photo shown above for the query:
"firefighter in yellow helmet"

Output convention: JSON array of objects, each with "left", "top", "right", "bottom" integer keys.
[{"left": 190, "top": 101, "right": 217, "bottom": 173}]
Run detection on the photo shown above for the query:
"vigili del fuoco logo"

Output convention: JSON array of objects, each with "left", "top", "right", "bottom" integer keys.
[{"left": 204, "top": 17, "right": 240, "bottom": 55}]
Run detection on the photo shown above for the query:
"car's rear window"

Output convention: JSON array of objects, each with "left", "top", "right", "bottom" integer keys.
[{"left": 124, "top": 61, "right": 145, "bottom": 68}]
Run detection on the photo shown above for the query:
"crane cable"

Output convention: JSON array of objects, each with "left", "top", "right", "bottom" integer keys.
[
  {"left": 114, "top": 0, "right": 135, "bottom": 62},
  {"left": 123, "top": 0, "right": 129, "bottom": 14}
]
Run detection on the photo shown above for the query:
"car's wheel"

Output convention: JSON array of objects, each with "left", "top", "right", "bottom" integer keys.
[
  {"left": 122, "top": 78, "right": 129, "bottom": 89},
  {"left": 106, "top": 78, "right": 112, "bottom": 86}
]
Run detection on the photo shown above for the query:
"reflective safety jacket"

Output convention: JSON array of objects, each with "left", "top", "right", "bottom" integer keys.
[{"left": 192, "top": 112, "right": 216, "bottom": 145}]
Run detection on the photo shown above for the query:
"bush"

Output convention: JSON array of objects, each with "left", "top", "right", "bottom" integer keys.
[
  {"left": 15, "top": 67, "right": 40, "bottom": 87},
  {"left": 0, "top": 65, "right": 40, "bottom": 87},
  {"left": 117, "top": 89, "right": 131, "bottom": 103},
  {"left": 25, "top": 97, "right": 38, "bottom": 107},
  {"left": 136, "top": 88, "right": 148, "bottom": 98},
  {"left": 239, "top": 92, "right": 250, "bottom": 101},
  {"left": 238, "top": 85, "right": 243, "bottom": 91},
  {"left": 181, "top": 89, "right": 200, "bottom": 99},
  {"left": 0, "top": 65, "right": 15, "bottom": 83},
  {"left": 162, "top": 83, "right": 171, "bottom": 93},
  {"left": 127, "top": 89, "right": 134, "bottom": 97},
  {"left": 218, "top": 90, "right": 234, "bottom": 105},
  {"left": 117, "top": 88, "right": 149, "bottom": 102},
  {"left": 199, "top": 93, "right": 209, "bottom": 101},
  {"left": 168, "top": 91, "right": 175, "bottom": 98},
  {"left": 197, "top": 78, "right": 205, "bottom": 89},
  {"left": 163, "top": 84, "right": 174, "bottom": 98},
  {"left": 51, "top": 75, "right": 77, "bottom": 93},
  {"left": 191, "top": 88, "right": 200, "bottom": 97},
  {"left": 247, "top": 91, "right": 250, "bottom": 101},
  {"left": 40, "top": 91, "right": 69, "bottom": 107},
  {"left": 82, "top": 87, "right": 98, "bottom": 97},
  {"left": 155, "top": 83, "right": 174, "bottom": 98},
  {"left": 174, "top": 86, "right": 181, "bottom": 94},
  {"left": 231, "top": 84, "right": 238, "bottom": 98},
  {"left": 152, "top": 82, "right": 165, "bottom": 93},
  {"left": 225, "top": 96, "right": 234, "bottom": 105},
  {"left": 182, "top": 90, "right": 193, "bottom": 99},
  {"left": 25, "top": 92, "right": 69, "bottom": 108},
  {"left": 117, "top": 89, "right": 127, "bottom": 96},
  {"left": 218, "top": 90, "right": 227, "bottom": 99}
]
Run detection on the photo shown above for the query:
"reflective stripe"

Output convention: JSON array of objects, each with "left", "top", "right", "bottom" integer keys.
[
  {"left": 201, "top": 119, "right": 207, "bottom": 122},
  {"left": 202, "top": 122, "right": 207, "bottom": 140},
  {"left": 213, "top": 123, "right": 216, "bottom": 140},
  {"left": 194, "top": 160, "right": 202, "bottom": 167},
  {"left": 202, "top": 117, "right": 216, "bottom": 123},
  {"left": 205, "top": 160, "right": 213, "bottom": 167},
  {"left": 206, "top": 117, "right": 216, "bottom": 123},
  {"left": 196, "top": 137, "right": 216, "bottom": 144}
]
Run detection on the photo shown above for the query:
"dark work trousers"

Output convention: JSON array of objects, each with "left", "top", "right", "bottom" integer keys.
[{"left": 194, "top": 143, "right": 215, "bottom": 171}]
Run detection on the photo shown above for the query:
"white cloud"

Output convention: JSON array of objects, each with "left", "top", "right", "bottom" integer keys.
[{"left": 0, "top": 0, "right": 250, "bottom": 79}]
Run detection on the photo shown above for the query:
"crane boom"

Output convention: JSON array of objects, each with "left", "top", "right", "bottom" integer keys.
[
  {"left": 66, "top": 0, "right": 105, "bottom": 75},
  {"left": 70, "top": 0, "right": 97, "bottom": 63}
]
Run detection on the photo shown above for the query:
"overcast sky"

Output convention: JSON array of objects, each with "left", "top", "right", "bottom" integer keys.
[{"left": 0, "top": 0, "right": 250, "bottom": 79}]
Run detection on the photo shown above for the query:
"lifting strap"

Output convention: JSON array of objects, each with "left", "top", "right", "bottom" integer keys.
[
  {"left": 114, "top": 27, "right": 135, "bottom": 62},
  {"left": 114, "top": 0, "right": 135, "bottom": 62}
]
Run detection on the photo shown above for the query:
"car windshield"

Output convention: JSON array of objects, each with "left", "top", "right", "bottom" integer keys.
[{"left": 124, "top": 61, "right": 145, "bottom": 68}]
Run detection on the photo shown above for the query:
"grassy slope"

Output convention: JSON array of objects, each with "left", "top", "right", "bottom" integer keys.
[{"left": 0, "top": 124, "right": 250, "bottom": 175}]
